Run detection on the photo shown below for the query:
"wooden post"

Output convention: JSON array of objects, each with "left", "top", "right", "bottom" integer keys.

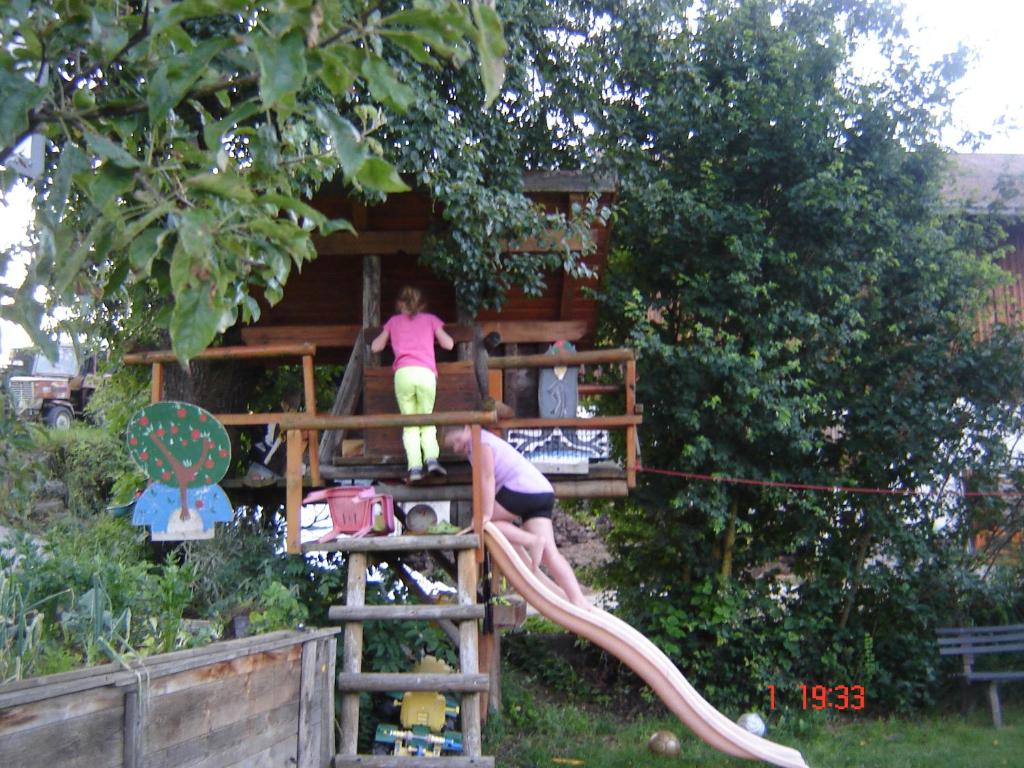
[
  {"left": 318, "top": 329, "right": 366, "bottom": 465},
  {"left": 457, "top": 549, "right": 482, "bottom": 757},
  {"left": 363, "top": 255, "right": 381, "bottom": 367},
  {"left": 625, "top": 358, "right": 636, "bottom": 488},
  {"left": 123, "top": 687, "right": 144, "bottom": 768},
  {"left": 339, "top": 552, "right": 367, "bottom": 755},
  {"left": 471, "top": 424, "right": 483, "bottom": 563},
  {"left": 286, "top": 428, "right": 303, "bottom": 554},
  {"left": 298, "top": 638, "right": 320, "bottom": 768},
  {"left": 302, "top": 353, "right": 322, "bottom": 486},
  {"left": 323, "top": 637, "right": 338, "bottom": 764},
  {"left": 150, "top": 362, "right": 163, "bottom": 403}
]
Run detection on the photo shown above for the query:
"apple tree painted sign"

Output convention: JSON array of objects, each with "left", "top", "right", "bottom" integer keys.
[{"left": 127, "top": 402, "right": 232, "bottom": 540}]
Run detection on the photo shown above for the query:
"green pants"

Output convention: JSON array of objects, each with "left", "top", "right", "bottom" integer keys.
[{"left": 394, "top": 366, "right": 439, "bottom": 469}]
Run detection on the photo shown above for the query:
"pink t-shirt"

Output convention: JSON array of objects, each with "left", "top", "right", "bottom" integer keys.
[
  {"left": 471, "top": 430, "right": 553, "bottom": 495},
  {"left": 384, "top": 312, "right": 444, "bottom": 373}
]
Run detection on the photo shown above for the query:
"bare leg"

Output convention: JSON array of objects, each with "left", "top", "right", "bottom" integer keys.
[
  {"left": 492, "top": 502, "right": 545, "bottom": 573},
  {"left": 523, "top": 517, "right": 589, "bottom": 609}
]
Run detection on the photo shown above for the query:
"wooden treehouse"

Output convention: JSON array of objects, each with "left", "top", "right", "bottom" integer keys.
[{"left": 124, "top": 172, "right": 641, "bottom": 766}]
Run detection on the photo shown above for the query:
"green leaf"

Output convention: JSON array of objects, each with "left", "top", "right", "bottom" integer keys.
[
  {"left": 170, "top": 285, "right": 225, "bottom": 365},
  {"left": 49, "top": 144, "right": 89, "bottom": 220},
  {"left": 186, "top": 172, "right": 254, "bottom": 202},
  {"left": 355, "top": 157, "right": 410, "bottom": 193},
  {"left": 315, "top": 48, "right": 359, "bottom": 97},
  {"left": 84, "top": 164, "right": 135, "bottom": 210},
  {"left": 176, "top": 209, "right": 216, "bottom": 259},
  {"left": 252, "top": 30, "right": 307, "bottom": 118},
  {"left": 54, "top": 218, "right": 112, "bottom": 295},
  {"left": 381, "top": 31, "right": 440, "bottom": 68},
  {"left": 0, "top": 70, "right": 46, "bottom": 150},
  {"left": 129, "top": 228, "right": 163, "bottom": 274},
  {"left": 83, "top": 131, "right": 141, "bottom": 168},
  {"left": 148, "top": 38, "right": 229, "bottom": 126},
  {"left": 151, "top": 0, "right": 250, "bottom": 37},
  {"left": 471, "top": 1, "right": 506, "bottom": 108},
  {"left": 257, "top": 193, "right": 326, "bottom": 228},
  {"left": 361, "top": 56, "right": 416, "bottom": 113},
  {"left": 203, "top": 101, "right": 260, "bottom": 154},
  {"left": 314, "top": 107, "right": 367, "bottom": 176}
]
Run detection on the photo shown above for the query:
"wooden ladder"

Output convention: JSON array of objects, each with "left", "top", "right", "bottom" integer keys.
[{"left": 326, "top": 534, "right": 494, "bottom": 767}]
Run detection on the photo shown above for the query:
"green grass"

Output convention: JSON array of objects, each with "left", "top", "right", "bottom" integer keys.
[{"left": 484, "top": 669, "right": 1024, "bottom": 768}]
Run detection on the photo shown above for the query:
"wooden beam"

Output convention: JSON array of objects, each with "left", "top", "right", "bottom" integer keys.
[
  {"left": 313, "top": 229, "right": 583, "bottom": 257},
  {"left": 335, "top": 673, "right": 489, "bottom": 692},
  {"left": 318, "top": 329, "right": 366, "bottom": 465},
  {"left": 150, "top": 362, "right": 163, "bottom": 402},
  {"left": 303, "top": 353, "right": 321, "bottom": 486},
  {"left": 458, "top": 549, "right": 482, "bottom": 757},
  {"left": 471, "top": 424, "right": 483, "bottom": 563},
  {"left": 495, "top": 415, "right": 641, "bottom": 429},
  {"left": 239, "top": 321, "right": 589, "bottom": 349},
  {"left": 124, "top": 343, "right": 317, "bottom": 364},
  {"left": 286, "top": 429, "right": 303, "bottom": 555},
  {"left": 487, "top": 349, "right": 634, "bottom": 369},
  {"left": 303, "top": 534, "right": 481, "bottom": 555},
  {"left": 339, "top": 552, "right": 366, "bottom": 756},
  {"left": 280, "top": 410, "right": 497, "bottom": 431},
  {"left": 327, "top": 605, "right": 485, "bottom": 621},
  {"left": 332, "top": 756, "right": 494, "bottom": 767},
  {"left": 626, "top": 358, "right": 636, "bottom": 489}
]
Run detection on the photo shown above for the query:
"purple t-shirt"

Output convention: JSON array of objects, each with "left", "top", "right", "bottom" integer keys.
[
  {"left": 472, "top": 430, "right": 553, "bottom": 495},
  {"left": 384, "top": 312, "right": 444, "bottom": 374}
]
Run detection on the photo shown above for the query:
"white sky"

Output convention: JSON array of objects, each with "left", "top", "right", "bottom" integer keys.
[{"left": 3, "top": 0, "right": 1024, "bottom": 361}]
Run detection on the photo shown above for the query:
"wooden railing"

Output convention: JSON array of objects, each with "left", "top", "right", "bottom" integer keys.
[
  {"left": 280, "top": 410, "right": 499, "bottom": 557},
  {"left": 486, "top": 347, "right": 639, "bottom": 487},
  {"left": 123, "top": 343, "right": 323, "bottom": 486}
]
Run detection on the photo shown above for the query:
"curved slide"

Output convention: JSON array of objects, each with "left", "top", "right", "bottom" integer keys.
[{"left": 483, "top": 523, "right": 809, "bottom": 768}]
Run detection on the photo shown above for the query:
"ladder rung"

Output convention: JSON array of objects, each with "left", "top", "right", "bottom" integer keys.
[
  {"left": 337, "top": 672, "right": 489, "bottom": 692},
  {"left": 329, "top": 604, "right": 485, "bottom": 622},
  {"left": 304, "top": 534, "right": 481, "bottom": 554},
  {"left": 333, "top": 756, "right": 494, "bottom": 767}
]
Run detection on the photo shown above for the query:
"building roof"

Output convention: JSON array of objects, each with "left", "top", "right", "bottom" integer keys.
[{"left": 945, "top": 154, "right": 1024, "bottom": 216}]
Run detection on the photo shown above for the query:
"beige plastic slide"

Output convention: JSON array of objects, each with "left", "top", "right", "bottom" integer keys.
[{"left": 483, "top": 522, "right": 809, "bottom": 768}]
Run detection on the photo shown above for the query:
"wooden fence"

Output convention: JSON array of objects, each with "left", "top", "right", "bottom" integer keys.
[{"left": 0, "top": 628, "right": 339, "bottom": 768}]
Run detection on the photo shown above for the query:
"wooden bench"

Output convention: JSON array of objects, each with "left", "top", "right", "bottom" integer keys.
[{"left": 937, "top": 623, "right": 1024, "bottom": 726}]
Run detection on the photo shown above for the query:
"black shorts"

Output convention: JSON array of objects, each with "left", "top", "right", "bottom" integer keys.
[{"left": 496, "top": 487, "right": 555, "bottom": 521}]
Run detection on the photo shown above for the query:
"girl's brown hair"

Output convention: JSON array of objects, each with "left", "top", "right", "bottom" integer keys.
[{"left": 396, "top": 285, "right": 425, "bottom": 315}]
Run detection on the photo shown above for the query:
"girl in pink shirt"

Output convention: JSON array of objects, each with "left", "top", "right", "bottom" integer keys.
[{"left": 371, "top": 287, "right": 455, "bottom": 482}]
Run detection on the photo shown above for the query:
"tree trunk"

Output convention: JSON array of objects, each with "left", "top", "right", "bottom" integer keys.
[
  {"left": 719, "top": 497, "right": 739, "bottom": 582},
  {"left": 838, "top": 524, "right": 872, "bottom": 630}
]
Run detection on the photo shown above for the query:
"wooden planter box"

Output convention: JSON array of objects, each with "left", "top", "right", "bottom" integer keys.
[{"left": 0, "top": 628, "right": 339, "bottom": 768}]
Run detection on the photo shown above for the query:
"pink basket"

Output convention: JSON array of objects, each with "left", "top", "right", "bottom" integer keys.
[{"left": 302, "top": 487, "right": 395, "bottom": 543}]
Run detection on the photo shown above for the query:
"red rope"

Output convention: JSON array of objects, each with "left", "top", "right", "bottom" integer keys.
[{"left": 636, "top": 465, "right": 1024, "bottom": 499}]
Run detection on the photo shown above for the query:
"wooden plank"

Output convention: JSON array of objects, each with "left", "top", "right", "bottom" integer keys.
[
  {"left": 281, "top": 409, "right": 497, "bottom": 431},
  {"left": 626, "top": 358, "right": 637, "bottom": 488},
  {"left": 332, "top": 756, "right": 495, "bottom": 767},
  {"left": 319, "top": 329, "right": 366, "bottom": 464},
  {"left": 0, "top": 699, "right": 123, "bottom": 768},
  {"left": 327, "top": 604, "right": 485, "bottom": 621},
  {"left": 340, "top": 552, "right": 367, "bottom": 756},
  {"left": 151, "top": 362, "right": 163, "bottom": 402},
  {"left": 222, "top": 733, "right": 300, "bottom": 768},
  {"left": 303, "top": 353, "right": 322, "bottom": 486},
  {"left": 124, "top": 343, "right": 317, "bottom": 365},
  {"left": 123, "top": 689, "right": 144, "bottom": 768},
  {"left": 335, "top": 673, "right": 489, "bottom": 692},
  {"left": 937, "top": 623, "right": 1024, "bottom": 635},
  {"left": 242, "top": 320, "right": 588, "bottom": 349},
  {"left": 458, "top": 548, "right": 482, "bottom": 757},
  {"left": 146, "top": 699, "right": 299, "bottom": 768},
  {"left": 287, "top": 428, "right": 304, "bottom": 554},
  {"left": 142, "top": 651, "right": 301, "bottom": 754},
  {"left": 495, "top": 415, "right": 641, "bottom": 429},
  {"left": 487, "top": 349, "right": 634, "bottom": 368},
  {"left": 314, "top": 228, "right": 585, "bottom": 257},
  {"left": 0, "top": 684, "right": 123, "bottom": 737},
  {"left": 0, "top": 668, "right": 132, "bottom": 709},
  {"left": 472, "top": 424, "right": 484, "bottom": 563},
  {"left": 299, "top": 638, "right": 321, "bottom": 768},
  {"left": 322, "top": 638, "right": 338, "bottom": 768},
  {"left": 304, "top": 534, "right": 480, "bottom": 555}
]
